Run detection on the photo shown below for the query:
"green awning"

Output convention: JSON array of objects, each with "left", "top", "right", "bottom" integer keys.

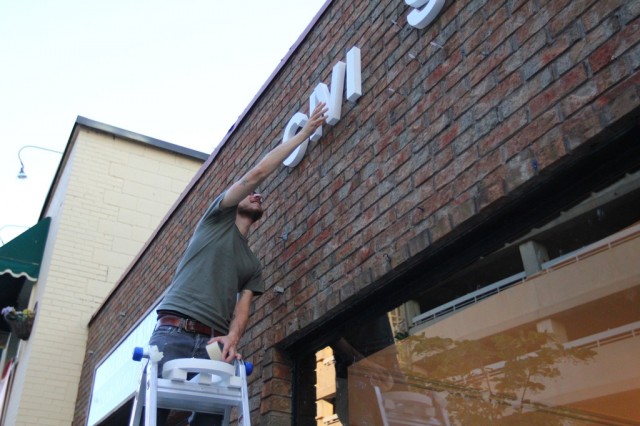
[{"left": 0, "top": 218, "right": 51, "bottom": 282}]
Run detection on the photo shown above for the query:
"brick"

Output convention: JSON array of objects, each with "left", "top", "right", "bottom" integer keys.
[
  {"left": 504, "top": 108, "right": 561, "bottom": 160},
  {"left": 260, "top": 395, "right": 292, "bottom": 415},
  {"left": 478, "top": 166, "right": 507, "bottom": 211},
  {"left": 261, "top": 378, "right": 292, "bottom": 399},
  {"left": 598, "top": 75, "right": 640, "bottom": 125},
  {"left": 619, "top": 1, "right": 640, "bottom": 25},
  {"left": 469, "top": 43, "right": 512, "bottom": 89},
  {"left": 547, "top": 0, "right": 598, "bottom": 37},
  {"left": 427, "top": 209, "right": 453, "bottom": 243},
  {"left": 530, "top": 127, "right": 567, "bottom": 170},
  {"left": 454, "top": 147, "right": 501, "bottom": 195},
  {"left": 478, "top": 108, "right": 528, "bottom": 156},
  {"left": 501, "top": 67, "right": 554, "bottom": 119},
  {"left": 582, "top": 0, "right": 627, "bottom": 32},
  {"left": 588, "top": 16, "right": 640, "bottom": 73},
  {"left": 481, "top": 71, "right": 524, "bottom": 118},
  {"left": 559, "top": 79, "right": 600, "bottom": 119},
  {"left": 505, "top": 151, "right": 536, "bottom": 192},
  {"left": 450, "top": 188, "right": 479, "bottom": 227}
]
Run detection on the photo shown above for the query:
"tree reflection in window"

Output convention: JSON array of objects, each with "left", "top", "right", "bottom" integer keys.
[
  {"left": 351, "top": 330, "right": 601, "bottom": 425},
  {"left": 404, "top": 331, "right": 595, "bottom": 425}
]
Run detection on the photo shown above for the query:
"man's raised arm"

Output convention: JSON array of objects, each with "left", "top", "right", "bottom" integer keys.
[{"left": 220, "top": 102, "right": 327, "bottom": 208}]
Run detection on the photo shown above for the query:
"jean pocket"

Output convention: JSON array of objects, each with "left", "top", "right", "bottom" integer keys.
[{"left": 149, "top": 325, "right": 179, "bottom": 350}]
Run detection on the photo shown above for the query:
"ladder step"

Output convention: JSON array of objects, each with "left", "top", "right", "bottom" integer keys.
[{"left": 156, "top": 379, "right": 243, "bottom": 413}]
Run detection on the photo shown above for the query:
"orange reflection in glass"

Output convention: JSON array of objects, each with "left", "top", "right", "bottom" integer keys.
[{"left": 349, "top": 324, "right": 640, "bottom": 425}]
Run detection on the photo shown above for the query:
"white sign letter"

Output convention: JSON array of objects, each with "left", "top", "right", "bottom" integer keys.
[
  {"left": 282, "top": 112, "right": 309, "bottom": 167},
  {"left": 405, "top": 0, "right": 445, "bottom": 29},
  {"left": 346, "top": 47, "right": 362, "bottom": 102}
]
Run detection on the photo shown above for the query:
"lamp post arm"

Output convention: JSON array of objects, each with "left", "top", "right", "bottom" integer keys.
[{"left": 16, "top": 145, "right": 63, "bottom": 179}]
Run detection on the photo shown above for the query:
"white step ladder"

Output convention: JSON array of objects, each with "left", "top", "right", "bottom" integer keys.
[{"left": 129, "top": 346, "right": 252, "bottom": 426}]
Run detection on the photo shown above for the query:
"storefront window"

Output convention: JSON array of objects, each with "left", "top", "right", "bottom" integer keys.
[
  {"left": 87, "top": 309, "right": 157, "bottom": 425},
  {"left": 312, "top": 169, "right": 640, "bottom": 425}
]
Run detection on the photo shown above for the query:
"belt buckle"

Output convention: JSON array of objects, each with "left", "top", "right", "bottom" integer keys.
[{"left": 181, "top": 318, "right": 197, "bottom": 333}]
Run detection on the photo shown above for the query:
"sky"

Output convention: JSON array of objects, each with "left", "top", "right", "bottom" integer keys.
[{"left": 0, "top": 0, "right": 327, "bottom": 244}]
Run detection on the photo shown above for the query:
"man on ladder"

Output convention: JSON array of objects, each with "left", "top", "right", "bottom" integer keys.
[{"left": 143, "top": 103, "right": 327, "bottom": 426}]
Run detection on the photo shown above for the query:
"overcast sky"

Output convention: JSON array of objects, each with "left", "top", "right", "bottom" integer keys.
[{"left": 0, "top": 0, "right": 327, "bottom": 244}]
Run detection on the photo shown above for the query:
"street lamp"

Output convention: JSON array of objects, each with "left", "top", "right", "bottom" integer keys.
[{"left": 17, "top": 145, "right": 63, "bottom": 179}]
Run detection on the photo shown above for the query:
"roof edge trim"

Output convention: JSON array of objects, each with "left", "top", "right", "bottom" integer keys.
[{"left": 75, "top": 116, "right": 209, "bottom": 161}]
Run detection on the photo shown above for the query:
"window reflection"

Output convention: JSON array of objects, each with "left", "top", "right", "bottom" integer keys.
[
  {"left": 315, "top": 224, "right": 640, "bottom": 425},
  {"left": 360, "top": 330, "right": 598, "bottom": 426},
  {"left": 344, "top": 287, "right": 639, "bottom": 425},
  {"left": 313, "top": 163, "right": 640, "bottom": 425}
]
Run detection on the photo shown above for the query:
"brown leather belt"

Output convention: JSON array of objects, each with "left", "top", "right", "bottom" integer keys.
[{"left": 157, "top": 315, "right": 222, "bottom": 337}]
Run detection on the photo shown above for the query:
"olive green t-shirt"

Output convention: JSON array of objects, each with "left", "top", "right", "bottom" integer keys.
[{"left": 158, "top": 191, "right": 263, "bottom": 333}]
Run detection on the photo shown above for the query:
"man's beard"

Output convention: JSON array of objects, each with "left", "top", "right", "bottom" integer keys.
[{"left": 238, "top": 204, "right": 263, "bottom": 222}]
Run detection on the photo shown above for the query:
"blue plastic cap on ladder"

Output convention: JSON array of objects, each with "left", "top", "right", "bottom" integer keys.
[
  {"left": 245, "top": 361, "right": 253, "bottom": 375},
  {"left": 132, "top": 346, "right": 144, "bottom": 361}
]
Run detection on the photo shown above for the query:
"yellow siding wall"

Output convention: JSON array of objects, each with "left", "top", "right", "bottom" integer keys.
[{"left": 10, "top": 129, "right": 204, "bottom": 425}]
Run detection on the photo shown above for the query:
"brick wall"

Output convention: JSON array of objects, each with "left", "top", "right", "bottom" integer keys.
[{"left": 77, "top": 0, "right": 640, "bottom": 424}]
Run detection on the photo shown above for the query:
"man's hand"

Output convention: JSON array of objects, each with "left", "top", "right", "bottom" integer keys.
[
  {"left": 207, "top": 290, "right": 254, "bottom": 363},
  {"left": 299, "top": 102, "right": 329, "bottom": 139},
  {"left": 208, "top": 334, "right": 241, "bottom": 363}
]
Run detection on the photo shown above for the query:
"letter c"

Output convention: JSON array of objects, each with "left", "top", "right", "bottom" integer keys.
[{"left": 282, "top": 112, "right": 309, "bottom": 167}]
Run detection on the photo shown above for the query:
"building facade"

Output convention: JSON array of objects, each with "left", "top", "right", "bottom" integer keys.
[
  {"left": 76, "top": 0, "right": 640, "bottom": 424},
  {"left": 0, "top": 117, "right": 207, "bottom": 425}
]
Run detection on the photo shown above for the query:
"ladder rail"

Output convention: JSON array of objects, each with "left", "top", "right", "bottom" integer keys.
[
  {"left": 145, "top": 359, "right": 159, "bottom": 426},
  {"left": 238, "top": 361, "right": 250, "bottom": 426},
  {"left": 129, "top": 359, "right": 147, "bottom": 426}
]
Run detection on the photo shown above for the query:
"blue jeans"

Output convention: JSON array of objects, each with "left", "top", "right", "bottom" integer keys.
[{"left": 148, "top": 324, "right": 222, "bottom": 426}]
